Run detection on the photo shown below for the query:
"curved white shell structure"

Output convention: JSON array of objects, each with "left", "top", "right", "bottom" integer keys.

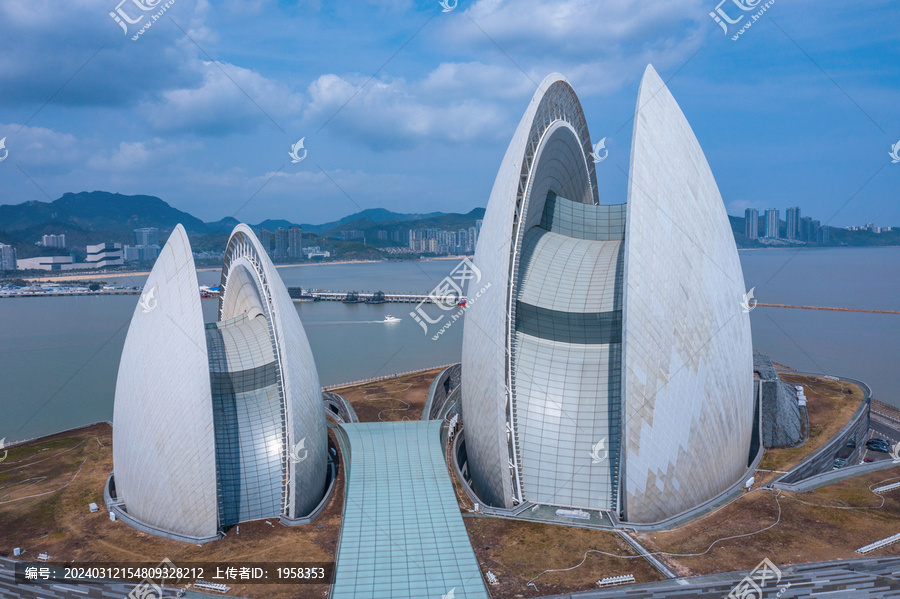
[
  {"left": 621, "top": 65, "right": 753, "bottom": 522},
  {"left": 461, "top": 67, "right": 753, "bottom": 523},
  {"left": 112, "top": 224, "right": 326, "bottom": 540},
  {"left": 113, "top": 224, "right": 219, "bottom": 539}
]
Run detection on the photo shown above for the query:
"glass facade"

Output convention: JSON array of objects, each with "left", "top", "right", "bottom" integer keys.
[
  {"left": 511, "top": 193, "right": 624, "bottom": 510},
  {"left": 206, "top": 314, "right": 286, "bottom": 527}
]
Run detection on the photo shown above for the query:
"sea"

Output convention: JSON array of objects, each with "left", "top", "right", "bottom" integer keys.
[{"left": 1, "top": 247, "right": 897, "bottom": 443}]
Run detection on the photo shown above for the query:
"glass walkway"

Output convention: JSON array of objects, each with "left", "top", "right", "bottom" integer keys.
[{"left": 332, "top": 420, "right": 489, "bottom": 599}]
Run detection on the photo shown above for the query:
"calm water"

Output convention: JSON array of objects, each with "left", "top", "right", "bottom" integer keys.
[{"left": 1, "top": 249, "right": 898, "bottom": 442}]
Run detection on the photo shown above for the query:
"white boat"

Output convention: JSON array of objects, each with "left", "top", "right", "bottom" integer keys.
[{"left": 383, "top": 315, "right": 401, "bottom": 323}]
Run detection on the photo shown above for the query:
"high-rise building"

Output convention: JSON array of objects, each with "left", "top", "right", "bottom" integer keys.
[
  {"left": 288, "top": 226, "right": 303, "bottom": 259},
  {"left": 42, "top": 234, "right": 66, "bottom": 249},
  {"left": 257, "top": 228, "right": 272, "bottom": 257},
  {"left": 764, "top": 209, "right": 779, "bottom": 238},
  {"left": 134, "top": 228, "right": 160, "bottom": 247},
  {"left": 109, "top": 224, "right": 327, "bottom": 542},
  {"left": 799, "top": 216, "right": 813, "bottom": 242},
  {"left": 0, "top": 243, "right": 17, "bottom": 270},
  {"left": 817, "top": 224, "right": 829, "bottom": 243},
  {"left": 744, "top": 208, "right": 759, "bottom": 239},
  {"left": 475, "top": 219, "right": 483, "bottom": 246},
  {"left": 461, "top": 68, "right": 753, "bottom": 524},
  {"left": 274, "top": 227, "right": 289, "bottom": 260},
  {"left": 457, "top": 229, "right": 470, "bottom": 253},
  {"left": 786, "top": 207, "right": 801, "bottom": 240}
]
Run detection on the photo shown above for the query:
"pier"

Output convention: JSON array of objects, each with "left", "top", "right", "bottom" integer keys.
[
  {"left": 755, "top": 303, "right": 900, "bottom": 315},
  {"left": 300, "top": 290, "right": 465, "bottom": 304}
]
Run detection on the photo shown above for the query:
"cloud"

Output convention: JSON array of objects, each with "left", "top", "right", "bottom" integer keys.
[
  {"left": 0, "top": 0, "right": 205, "bottom": 108},
  {"left": 147, "top": 61, "right": 303, "bottom": 135},
  {"left": 303, "top": 73, "right": 510, "bottom": 149},
  {"left": 86, "top": 138, "right": 197, "bottom": 171},
  {"left": 0, "top": 123, "right": 80, "bottom": 170},
  {"left": 435, "top": 0, "right": 707, "bottom": 95}
]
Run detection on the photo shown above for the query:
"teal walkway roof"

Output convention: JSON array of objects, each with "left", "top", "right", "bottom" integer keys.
[{"left": 332, "top": 420, "right": 488, "bottom": 599}]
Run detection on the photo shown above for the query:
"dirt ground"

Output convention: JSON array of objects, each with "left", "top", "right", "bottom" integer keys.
[
  {"left": 329, "top": 367, "right": 444, "bottom": 422},
  {"left": 643, "top": 465, "right": 900, "bottom": 577},
  {"left": 464, "top": 517, "right": 663, "bottom": 597},
  {"left": 0, "top": 423, "right": 342, "bottom": 599}
]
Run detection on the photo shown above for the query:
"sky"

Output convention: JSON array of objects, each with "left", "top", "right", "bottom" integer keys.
[{"left": 0, "top": 0, "right": 897, "bottom": 227}]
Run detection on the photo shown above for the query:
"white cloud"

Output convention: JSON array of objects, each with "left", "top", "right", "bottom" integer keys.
[
  {"left": 148, "top": 61, "right": 303, "bottom": 135},
  {"left": 303, "top": 73, "right": 510, "bottom": 148},
  {"left": 86, "top": 138, "right": 197, "bottom": 171},
  {"left": 0, "top": 124, "right": 80, "bottom": 169}
]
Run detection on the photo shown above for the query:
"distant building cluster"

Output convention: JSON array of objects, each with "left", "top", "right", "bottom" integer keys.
[
  {"left": 256, "top": 226, "right": 304, "bottom": 260},
  {"left": 124, "top": 227, "right": 161, "bottom": 262},
  {"left": 744, "top": 207, "right": 829, "bottom": 243},
  {"left": 41, "top": 234, "right": 66, "bottom": 249},
  {"left": 409, "top": 220, "right": 482, "bottom": 254},
  {"left": 375, "top": 230, "right": 406, "bottom": 243},
  {"left": 845, "top": 223, "right": 893, "bottom": 233},
  {"left": 17, "top": 242, "right": 124, "bottom": 271}
]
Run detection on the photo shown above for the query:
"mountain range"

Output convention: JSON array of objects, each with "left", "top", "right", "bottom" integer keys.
[
  {"left": 0, "top": 191, "right": 484, "bottom": 256},
  {"left": 1, "top": 191, "right": 893, "bottom": 257}
]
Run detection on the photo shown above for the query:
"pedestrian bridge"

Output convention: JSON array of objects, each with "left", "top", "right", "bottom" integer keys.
[{"left": 332, "top": 420, "right": 488, "bottom": 599}]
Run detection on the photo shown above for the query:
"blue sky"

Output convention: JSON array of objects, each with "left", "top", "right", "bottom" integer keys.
[{"left": 0, "top": 0, "right": 897, "bottom": 226}]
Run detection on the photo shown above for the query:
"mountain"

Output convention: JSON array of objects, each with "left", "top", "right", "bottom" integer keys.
[
  {"left": 0, "top": 191, "right": 208, "bottom": 236},
  {"left": 0, "top": 192, "right": 483, "bottom": 252},
  {"left": 299, "top": 208, "right": 445, "bottom": 234}
]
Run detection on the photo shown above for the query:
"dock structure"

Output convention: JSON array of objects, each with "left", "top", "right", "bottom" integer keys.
[
  {"left": 302, "top": 290, "right": 466, "bottom": 305},
  {"left": 0, "top": 289, "right": 141, "bottom": 298}
]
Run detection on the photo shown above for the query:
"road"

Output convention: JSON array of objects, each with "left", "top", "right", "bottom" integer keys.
[{"left": 538, "top": 556, "right": 900, "bottom": 598}]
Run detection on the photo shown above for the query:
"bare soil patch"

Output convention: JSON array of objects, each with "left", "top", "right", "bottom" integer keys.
[
  {"left": 463, "top": 517, "right": 663, "bottom": 597},
  {"left": 0, "top": 423, "right": 343, "bottom": 599},
  {"left": 330, "top": 367, "right": 443, "bottom": 422}
]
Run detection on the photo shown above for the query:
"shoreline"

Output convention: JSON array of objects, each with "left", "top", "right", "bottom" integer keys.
[
  {"left": 737, "top": 245, "right": 900, "bottom": 251},
  {"left": 22, "top": 255, "right": 470, "bottom": 283}
]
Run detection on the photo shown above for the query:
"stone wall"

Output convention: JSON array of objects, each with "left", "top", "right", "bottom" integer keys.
[{"left": 754, "top": 351, "right": 803, "bottom": 448}]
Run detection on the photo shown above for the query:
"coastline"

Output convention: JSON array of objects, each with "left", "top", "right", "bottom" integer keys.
[
  {"left": 737, "top": 245, "right": 900, "bottom": 251},
  {"left": 23, "top": 255, "right": 471, "bottom": 283}
]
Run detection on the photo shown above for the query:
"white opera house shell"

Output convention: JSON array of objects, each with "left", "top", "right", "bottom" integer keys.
[
  {"left": 461, "top": 66, "right": 754, "bottom": 524},
  {"left": 107, "top": 224, "right": 327, "bottom": 542}
]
